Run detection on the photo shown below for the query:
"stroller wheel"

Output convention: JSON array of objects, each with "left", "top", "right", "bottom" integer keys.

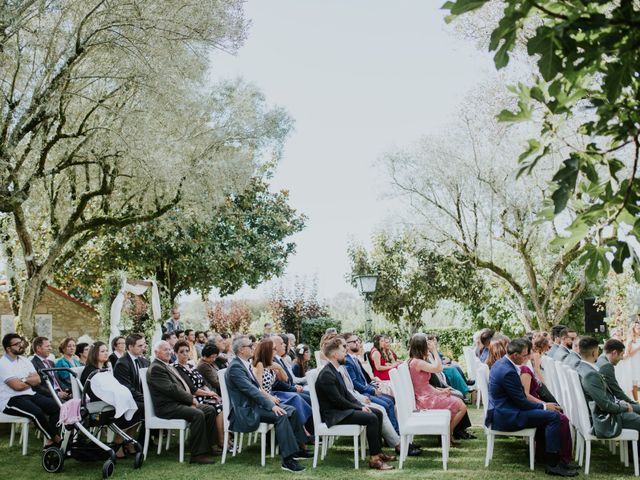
[
  {"left": 102, "top": 459, "right": 115, "bottom": 479},
  {"left": 42, "top": 446, "right": 64, "bottom": 473},
  {"left": 133, "top": 451, "right": 144, "bottom": 469}
]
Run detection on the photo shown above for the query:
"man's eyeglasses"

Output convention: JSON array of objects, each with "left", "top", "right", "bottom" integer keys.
[
  {"left": 9, "top": 341, "right": 23, "bottom": 348},
  {"left": 178, "top": 349, "right": 190, "bottom": 354},
  {"left": 346, "top": 339, "right": 359, "bottom": 344},
  {"left": 242, "top": 343, "right": 254, "bottom": 349}
]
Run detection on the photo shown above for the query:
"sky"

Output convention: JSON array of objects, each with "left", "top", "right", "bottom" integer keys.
[{"left": 206, "top": 0, "right": 495, "bottom": 301}]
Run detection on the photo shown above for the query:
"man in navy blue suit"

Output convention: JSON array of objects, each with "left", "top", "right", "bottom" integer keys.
[
  {"left": 342, "top": 333, "right": 399, "bottom": 434},
  {"left": 487, "top": 338, "right": 576, "bottom": 477}
]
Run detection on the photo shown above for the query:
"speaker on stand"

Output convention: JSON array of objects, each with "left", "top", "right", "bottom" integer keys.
[{"left": 584, "top": 298, "right": 607, "bottom": 335}]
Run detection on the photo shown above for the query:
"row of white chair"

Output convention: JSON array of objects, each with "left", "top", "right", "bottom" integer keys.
[
  {"left": 463, "top": 346, "right": 483, "bottom": 408},
  {"left": 542, "top": 356, "right": 639, "bottom": 476}
]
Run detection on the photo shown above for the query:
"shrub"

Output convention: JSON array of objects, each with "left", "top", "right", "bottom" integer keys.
[
  {"left": 428, "top": 327, "right": 474, "bottom": 361},
  {"left": 300, "top": 317, "right": 341, "bottom": 354}
]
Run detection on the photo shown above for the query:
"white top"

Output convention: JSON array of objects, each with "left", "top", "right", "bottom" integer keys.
[{"left": 0, "top": 354, "right": 36, "bottom": 411}]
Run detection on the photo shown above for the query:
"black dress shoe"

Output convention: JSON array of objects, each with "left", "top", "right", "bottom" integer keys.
[
  {"left": 282, "top": 458, "right": 305, "bottom": 472},
  {"left": 293, "top": 449, "right": 313, "bottom": 460},
  {"left": 545, "top": 464, "right": 578, "bottom": 477},
  {"left": 407, "top": 446, "right": 422, "bottom": 456},
  {"left": 466, "top": 379, "right": 476, "bottom": 386},
  {"left": 190, "top": 454, "right": 215, "bottom": 465}
]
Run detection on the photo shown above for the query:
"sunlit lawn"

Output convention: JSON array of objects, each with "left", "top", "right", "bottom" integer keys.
[{"left": 0, "top": 408, "right": 634, "bottom": 479}]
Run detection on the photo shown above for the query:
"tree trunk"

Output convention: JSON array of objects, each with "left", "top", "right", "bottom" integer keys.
[{"left": 17, "top": 273, "right": 47, "bottom": 338}]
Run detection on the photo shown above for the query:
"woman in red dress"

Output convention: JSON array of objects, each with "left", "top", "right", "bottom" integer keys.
[
  {"left": 370, "top": 334, "right": 399, "bottom": 381},
  {"left": 408, "top": 334, "right": 468, "bottom": 446}
]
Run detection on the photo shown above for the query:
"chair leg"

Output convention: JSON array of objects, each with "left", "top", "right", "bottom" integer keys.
[
  {"left": 585, "top": 440, "right": 591, "bottom": 475},
  {"left": 353, "top": 435, "right": 359, "bottom": 470},
  {"left": 21, "top": 423, "right": 29, "bottom": 456},
  {"left": 232, "top": 432, "right": 238, "bottom": 457},
  {"left": 321, "top": 435, "right": 328, "bottom": 460},
  {"left": 443, "top": 434, "right": 449, "bottom": 471},
  {"left": 485, "top": 433, "right": 494, "bottom": 467},
  {"left": 633, "top": 440, "right": 639, "bottom": 476},
  {"left": 360, "top": 430, "right": 366, "bottom": 460},
  {"left": 529, "top": 434, "right": 535, "bottom": 471},
  {"left": 221, "top": 429, "right": 229, "bottom": 464},
  {"left": 398, "top": 435, "right": 405, "bottom": 469},
  {"left": 625, "top": 441, "right": 630, "bottom": 467},
  {"left": 157, "top": 430, "right": 163, "bottom": 455},
  {"left": 179, "top": 429, "right": 184, "bottom": 463},
  {"left": 313, "top": 435, "right": 320, "bottom": 468},
  {"left": 260, "top": 431, "right": 266, "bottom": 467},
  {"left": 238, "top": 432, "right": 244, "bottom": 453},
  {"left": 166, "top": 429, "right": 171, "bottom": 451},
  {"left": 143, "top": 428, "right": 150, "bottom": 460},
  {"left": 9, "top": 423, "right": 15, "bottom": 448},
  {"left": 270, "top": 428, "right": 275, "bottom": 458}
]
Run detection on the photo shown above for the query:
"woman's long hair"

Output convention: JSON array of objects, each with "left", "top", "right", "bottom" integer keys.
[
  {"left": 252, "top": 338, "right": 274, "bottom": 367},
  {"left": 294, "top": 344, "right": 310, "bottom": 375},
  {"left": 408, "top": 334, "right": 428, "bottom": 361},
  {"left": 486, "top": 337, "right": 508, "bottom": 369},
  {"left": 86, "top": 341, "right": 106, "bottom": 369}
]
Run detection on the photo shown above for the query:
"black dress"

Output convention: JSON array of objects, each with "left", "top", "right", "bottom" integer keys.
[{"left": 172, "top": 362, "right": 223, "bottom": 414}]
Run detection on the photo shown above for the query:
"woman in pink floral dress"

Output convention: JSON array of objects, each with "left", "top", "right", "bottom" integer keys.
[{"left": 408, "top": 334, "right": 468, "bottom": 446}]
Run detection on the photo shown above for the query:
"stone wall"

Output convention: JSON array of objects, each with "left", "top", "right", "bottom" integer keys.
[{"left": 0, "top": 286, "right": 101, "bottom": 346}]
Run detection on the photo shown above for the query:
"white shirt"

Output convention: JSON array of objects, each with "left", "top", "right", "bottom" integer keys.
[{"left": 0, "top": 354, "right": 36, "bottom": 411}]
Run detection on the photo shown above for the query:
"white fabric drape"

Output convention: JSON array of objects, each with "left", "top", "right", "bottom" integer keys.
[{"left": 109, "top": 276, "right": 162, "bottom": 357}]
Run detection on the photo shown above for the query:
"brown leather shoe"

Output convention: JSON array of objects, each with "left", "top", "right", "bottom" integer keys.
[
  {"left": 378, "top": 452, "right": 397, "bottom": 462},
  {"left": 368, "top": 456, "right": 395, "bottom": 470},
  {"left": 190, "top": 454, "right": 215, "bottom": 465}
]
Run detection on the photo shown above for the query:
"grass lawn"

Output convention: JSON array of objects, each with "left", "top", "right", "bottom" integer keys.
[{"left": 0, "top": 408, "right": 634, "bottom": 480}]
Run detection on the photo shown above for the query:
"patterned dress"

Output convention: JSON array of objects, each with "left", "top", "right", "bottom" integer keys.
[
  {"left": 261, "top": 367, "right": 311, "bottom": 424},
  {"left": 173, "top": 362, "right": 223, "bottom": 414}
]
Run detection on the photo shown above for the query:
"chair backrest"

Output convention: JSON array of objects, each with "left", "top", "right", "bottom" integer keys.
[
  {"left": 397, "top": 362, "right": 418, "bottom": 410},
  {"left": 389, "top": 368, "right": 412, "bottom": 426},
  {"left": 138, "top": 368, "right": 155, "bottom": 421},
  {"left": 69, "top": 366, "right": 85, "bottom": 400},
  {"left": 540, "top": 355, "right": 554, "bottom": 396},
  {"left": 555, "top": 364, "right": 574, "bottom": 423},
  {"left": 218, "top": 368, "right": 231, "bottom": 431},
  {"left": 476, "top": 363, "right": 490, "bottom": 421},
  {"left": 314, "top": 351, "right": 326, "bottom": 368},
  {"left": 305, "top": 368, "right": 324, "bottom": 430},
  {"left": 567, "top": 369, "right": 592, "bottom": 435},
  {"left": 462, "top": 346, "right": 478, "bottom": 381}
]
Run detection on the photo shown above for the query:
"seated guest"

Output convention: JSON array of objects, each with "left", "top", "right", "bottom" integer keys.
[
  {"left": 476, "top": 329, "right": 495, "bottom": 363},
  {"left": 428, "top": 335, "right": 470, "bottom": 396},
  {"left": 75, "top": 342, "right": 90, "bottom": 366},
  {"left": 271, "top": 335, "right": 312, "bottom": 404},
  {"left": 197, "top": 342, "right": 221, "bottom": 394},
  {"left": 55, "top": 337, "right": 81, "bottom": 391},
  {"left": 253, "top": 339, "right": 312, "bottom": 430},
  {"left": 486, "top": 336, "right": 509, "bottom": 369},
  {"left": 547, "top": 325, "right": 567, "bottom": 358},
  {"left": 408, "top": 333, "right": 467, "bottom": 447},
  {"left": 369, "top": 334, "right": 399, "bottom": 385},
  {"left": 31, "top": 336, "right": 70, "bottom": 402},
  {"left": 148, "top": 341, "right": 217, "bottom": 464},
  {"left": 194, "top": 331, "right": 207, "bottom": 358},
  {"left": 81, "top": 342, "right": 141, "bottom": 458},
  {"left": 161, "top": 332, "right": 178, "bottom": 363},
  {"left": 488, "top": 338, "right": 574, "bottom": 477},
  {"left": 531, "top": 333, "right": 550, "bottom": 384},
  {"left": 113, "top": 334, "right": 148, "bottom": 413},
  {"left": 286, "top": 334, "right": 298, "bottom": 364},
  {"left": 292, "top": 344, "right": 310, "bottom": 378},
  {"left": 108, "top": 336, "right": 126, "bottom": 369},
  {"left": 184, "top": 329, "right": 198, "bottom": 363},
  {"left": 552, "top": 328, "right": 576, "bottom": 362},
  {"left": 518, "top": 338, "right": 573, "bottom": 468},
  {"left": 597, "top": 339, "right": 640, "bottom": 413},
  {"left": 316, "top": 336, "right": 395, "bottom": 470},
  {"left": 343, "top": 333, "right": 398, "bottom": 433},
  {"left": 226, "top": 336, "right": 309, "bottom": 473},
  {"left": 1, "top": 333, "right": 62, "bottom": 447},
  {"left": 172, "top": 340, "right": 226, "bottom": 449},
  {"left": 562, "top": 336, "right": 582, "bottom": 370}
]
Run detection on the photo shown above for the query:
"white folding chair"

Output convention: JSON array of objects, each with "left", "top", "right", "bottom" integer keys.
[
  {"left": 476, "top": 363, "right": 536, "bottom": 470},
  {"left": 567, "top": 369, "right": 639, "bottom": 476},
  {"left": 306, "top": 368, "right": 366, "bottom": 469},
  {"left": 139, "top": 368, "right": 189, "bottom": 463},
  {"left": 314, "top": 351, "right": 327, "bottom": 368},
  {"left": 0, "top": 413, "right": 29, "bottom": 455},
  {"left": 389, "top": 367, "right": 450, "bottom": 469},
  {"left": 218, "top": 368, "right": 275, "bottom": 466}
]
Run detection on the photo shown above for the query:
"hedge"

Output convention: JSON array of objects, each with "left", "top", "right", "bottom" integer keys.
[
  {"left": 300, "top": 317, "right": 341, "bottom": 354},
  {"left": 424, "top": 327, "right": 474, "bottom": 361}
]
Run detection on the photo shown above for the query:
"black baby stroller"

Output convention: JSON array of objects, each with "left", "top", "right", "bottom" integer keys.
[{"left": 39, "top": 367, "right": 144, "bottom": 479}]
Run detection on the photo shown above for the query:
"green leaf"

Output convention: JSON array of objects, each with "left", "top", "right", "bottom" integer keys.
[
  {"left": 612, "top": 242, "right": 630, "bottom": 274},
  {"left": 550, "top": 220, "right": 589, "bottom": 250},
  {"left": 604, "top": 61, "right": 632, "bottom": 103},
  {"left": 443, "top": 0, "right": 490, "bottom": 16}
]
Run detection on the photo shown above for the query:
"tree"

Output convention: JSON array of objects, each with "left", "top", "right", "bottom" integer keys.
[
  {"left": 207, "top": 300, "right": 251, "bottom": 335},
  {"left": 347, "top": 231, "right": 485, "bottom": 334},
  {"left": 0, "top": 1, "right": 292, "bottom": 336},
  {"left": 53, "top": 177, "right": 305, "bottom": 304},
  {"left": 444, "top": 0, "right": 640, "bottom": 281},
  {"left": 382, "top": 84, "right": 604, "bottom": 331}
]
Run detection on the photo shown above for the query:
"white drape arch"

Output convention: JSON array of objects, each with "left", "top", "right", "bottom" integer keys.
[{"left": 109, "top": 276, "right": 162, "bottom": 357}]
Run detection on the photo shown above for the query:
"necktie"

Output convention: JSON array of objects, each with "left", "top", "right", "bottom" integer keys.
[
  {"left": 44, "top": 359, "right": 61, "bottom": 391},
  {"left": 134, "top": 358, "right": 142, "bottom": 385}
]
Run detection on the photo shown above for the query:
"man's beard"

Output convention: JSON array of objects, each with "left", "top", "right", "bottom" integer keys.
[{"left": 337, "top": 357, "right": 346, "bottom": 365}]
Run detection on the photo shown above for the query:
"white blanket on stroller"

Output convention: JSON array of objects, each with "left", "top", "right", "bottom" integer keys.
[{"left": 90, "top": 372, "right": 138, "bottom": 421}]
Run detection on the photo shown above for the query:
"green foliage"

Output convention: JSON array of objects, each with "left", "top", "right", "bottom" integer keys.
[
  {"left": 428, "top": 327, "right": 475, "bottom": 361},
  {"left": 443, "top": 0, "right": 640, "bottom": 281},
  {"left": 300, "top": 317, "right": 341, "bottom": 354},
  {"left": 347, "top": 231, "right": 486, "bottom": 334},
  {"left": 55, "top": 178, "right": 305, "bottom": 306},
  {"left": 269, "top": 281, "right": 330, "bottom": 341}
]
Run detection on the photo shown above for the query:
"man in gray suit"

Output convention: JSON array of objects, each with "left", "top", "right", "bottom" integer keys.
[
  {"left": 547, "top": 325, "right": 567, "bottom": 358},
  {"left": 562, "top": 336, "right": 582, "bottom": 370},
  {"left": 577, "top": 337, "right": 640, "bottom": 439},
  {"left": 552, "top": 328, "right": 576, "bottom": 362},
  {"left": 225, "top": 335, "right": 309, "bottom": 472},
  {"left": 147, "top": 341, "right": 217, "bottom": 464},
  {"left": 597, "top": 339, "right": 640, "bottom": 414}
]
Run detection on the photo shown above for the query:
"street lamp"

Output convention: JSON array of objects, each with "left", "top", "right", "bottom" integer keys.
[{"left": 354, "top": 274, "right": 378, "bottom": 340}]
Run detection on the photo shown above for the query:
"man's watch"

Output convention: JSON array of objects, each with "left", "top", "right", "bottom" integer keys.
[{"left": 20, "top": 376, "right": 27, "bottom": 383}]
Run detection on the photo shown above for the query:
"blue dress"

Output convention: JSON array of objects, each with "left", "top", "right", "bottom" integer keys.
[
  {"left": 262, "top": 367, "right": 311, "bottom": 424},
  {"left": 55, "top": 356, "right": 81, "bottom": 391},
  {"left": 443, "top": 366, "right": 469, "bottom": 396}
]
